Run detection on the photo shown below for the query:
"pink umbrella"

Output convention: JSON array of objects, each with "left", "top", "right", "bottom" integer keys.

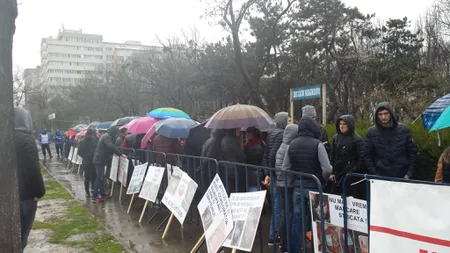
[
  {"left": 121, "top": 117, "right": 159, "bottom": 135},
  {"left": 140, "top": 123, "right": 157, "bottom": 149}
]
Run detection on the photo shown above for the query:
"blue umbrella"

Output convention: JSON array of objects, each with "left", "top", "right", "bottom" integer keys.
[
  {"left": 155, "top": 118, "right": 198, "bottom": 138},
  {"left": 430, "top": 105, "right": 450, "bottom": 132},
  {"left": 96, "top": 121, "right": 113, "bottom": 131},
  {"left": 422, "top": 94, "right": 450, "bottom": 130}
]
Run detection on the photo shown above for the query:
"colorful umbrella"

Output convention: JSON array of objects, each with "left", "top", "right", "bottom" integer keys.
[
  {"left": 121, "top": 117, "right": 159, "bottom": 135},
  {"left": 146, "top": 107, "right": 191, "bottom": 120},
  {"left": 66, "top": 129, "right": 77, "bottom": 137},
  {"left": 140, "top": 118, "right": 198, "bottom": 149},
  {"left": 205, "top": 104, "right": 274, "bottom": 129},
  {"left": 422, "top": 94, "right": 450, "bottom": 130},
  {"left": 96, "top": 121, "right": 113, "bottom": 131},
  {"left": 430, "top": 105, "right": 450, "bottom": 132}
]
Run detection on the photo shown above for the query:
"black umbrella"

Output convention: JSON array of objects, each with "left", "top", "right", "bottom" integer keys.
[
  {"left": 110, "top": 116, "right": 139, "bottom": 128},
  {"left": 183, "top": 121, "right": 210, "bottom": 156}
]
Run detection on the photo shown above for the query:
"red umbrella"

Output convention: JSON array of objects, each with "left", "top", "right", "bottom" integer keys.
[{"left": 66, "top": 129, "right": 77, "bottom": 137}]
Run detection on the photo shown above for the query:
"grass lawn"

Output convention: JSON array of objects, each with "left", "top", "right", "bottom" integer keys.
[{"left": 33, "top": 164, "right": 127, "bottom": 253}]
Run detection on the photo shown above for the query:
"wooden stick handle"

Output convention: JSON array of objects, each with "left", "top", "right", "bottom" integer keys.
[
  {"left": 119, "top": 184, "right": 123, "bottom": 202},
  {"left": 110, "top": 181, "right": 115, "bottom": 197},
  {"left": 138, "top": 200, "right": 149, "bottom": 223},
  {"left": 127, "top": 194, "right": 135, "bottom": 214},
  {"left": 189, "top": 233, "right": 205, "bottom": 253},
  {"left": 231, "top": 249, "right": 237, "bottom": 253},
  {"left": 162, "top": 213, "right": 174, "bottom": 239}
]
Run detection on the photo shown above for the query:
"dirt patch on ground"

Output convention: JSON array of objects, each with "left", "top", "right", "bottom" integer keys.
[
  {"left": 24, "top": 229, "right": 85, "bottom": 253},
  {"left": 35, "top": 199, "right": 67, "bottom": 222}
]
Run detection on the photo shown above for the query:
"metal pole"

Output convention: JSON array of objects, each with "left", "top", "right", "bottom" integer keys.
[
  {"left": 290, "top": 89, "right": 294, "bottom": 121},
  {"left": 322, "top": 84, "right": 327, "bottom": 125}
]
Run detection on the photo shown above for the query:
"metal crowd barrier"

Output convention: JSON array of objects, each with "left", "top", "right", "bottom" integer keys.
[{"left": 342, "top": 173, "right": 447, "bottom": 253}]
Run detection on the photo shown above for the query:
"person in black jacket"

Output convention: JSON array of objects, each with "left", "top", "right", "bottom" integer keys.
[
  {"left": 364, "top": 102, "right": 417, "bottom": 179},
  {"left": 14, "top": 107, "right": 46, "bottom": 250},
  {"left": 221, "top": 129, "right": 246, "bottom": 193},
  {"left": 301, "top": 105, "right": 331, "bottom": 153},
  {"left": 93, "top": 126, "right": 126, "bottom": 202},
  {"left": 78, "top": 129, "right": 97, "bottom": 197},
  {"left": 281, "top": 116, "right": 332, "bottom": 253},
  {"left": 329, "top": 115, "right": 364, "bottom": 197},
  {"left": 261, "top": 111, "right": 288, "bottom": 246}
]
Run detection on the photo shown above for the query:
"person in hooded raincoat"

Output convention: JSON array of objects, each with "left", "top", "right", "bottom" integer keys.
[
  {"left": 53, "top": 129, "right": 64, "bottom": 157},
  {"left": 78, "top": 129, "right": 97, "bottom": 197},
  {"left": 364, "top": 102, "right": 417, "bottom": 179},
  {"left": 93, "top": 126, "right": 126, "bottom": 202},
  {"left": 39, "top": 129, "right": 52, "bottom": 158},
  {"left": 275, "top": 124, "right": 298, "bottom": 252},
  {"left": 329, "top": 115, "right": 364, "bottom": 197},
  {"left": 281, "top": 117, "right": 332, "bottom": 253},
  {"left": 14, "top": 107, "right": 46, "bottom": 250},
  {"left": 261, "top": 112, "right": 288, "bottom": 246}
]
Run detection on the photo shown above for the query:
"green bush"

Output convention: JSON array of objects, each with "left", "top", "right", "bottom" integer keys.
[{"left": 324, "top": 120, "right": 449, "bottom": 181}]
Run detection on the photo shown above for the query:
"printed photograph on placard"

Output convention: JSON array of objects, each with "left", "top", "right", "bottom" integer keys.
[
  {"left": 201, "top": 206, "right": 213, "bottom": 232},
  {"left": 166, "top": 168, "right": 182, "bottom": 195},
  {"left": 354, "top": 231, "right": 368, "bottom": 253},
  {"left": 314, "top": 221, "right": 358, "bottom": 253},
  {"left": 311, "top": 192, "right": 330, "bottom": 223}
]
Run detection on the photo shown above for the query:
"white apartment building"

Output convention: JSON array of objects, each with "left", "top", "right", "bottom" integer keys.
[{"left": 39, "top": 27, "right": 162, "bottom": 90}]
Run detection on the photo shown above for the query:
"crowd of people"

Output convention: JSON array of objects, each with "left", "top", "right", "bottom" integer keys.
[{"left": 14, "top": 101, "right": 450, "bottom": 253}]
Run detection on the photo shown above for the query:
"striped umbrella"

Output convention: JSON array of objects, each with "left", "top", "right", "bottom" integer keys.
[
  {"left": 205, "top": 104, "right": 274, "bottom": 129},
  {"left": 146, "top": 107, "right": 191, "bottom": 120}
]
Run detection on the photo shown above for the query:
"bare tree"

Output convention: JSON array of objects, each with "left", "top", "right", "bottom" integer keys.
[{"left": 0, "top": 0, "right": 21, "bottom": 251}]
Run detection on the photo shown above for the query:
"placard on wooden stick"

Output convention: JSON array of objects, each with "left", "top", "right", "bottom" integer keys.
[{"left": 137, "top": 164, "right": 166, "bottom": 223}]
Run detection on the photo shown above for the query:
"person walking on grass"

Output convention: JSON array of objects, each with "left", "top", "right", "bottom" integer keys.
[
  {"left": 78, "top": 129, "right": 97, "bottom": 198},
  {"left": 93, "top": 126, "right": 126, "bottom": 203},
  {"left": 53, "top": 129, "right": 64, "bottom": 157},
  {"left": 14, "top": 107, "right": 46, "bottom": 251},
  {"left": 39, "top": 129, "right": 52, "bottom": 158}
]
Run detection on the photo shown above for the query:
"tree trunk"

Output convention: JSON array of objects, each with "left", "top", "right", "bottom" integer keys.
[{"left": 0, "top": 0, "right": 21, "bottom": 252}]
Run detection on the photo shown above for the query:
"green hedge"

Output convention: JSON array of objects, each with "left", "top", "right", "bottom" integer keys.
[{"left": 324, "top": 120, "right": 449, "bottom": 181}]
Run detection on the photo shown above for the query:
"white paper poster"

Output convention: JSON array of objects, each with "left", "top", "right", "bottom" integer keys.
[
  {"left": 223, "top": 190, "right": 267, "bottom": 252},
  {"left": 71, "top": 148, "right": 78, "bottom": 163},
  {"left": 138, "top": 165, "right": 166, "bottom": 202},
  {"left": 75, "top": 155, "right": 82, "bottom": 165},
  {"left": 198, "top": 175, "right": 233, "bottom": 253},
  {"left": 309, "top": 192, "right": 368, "bottom": 253},
  {"left": 162, "top": 167, "right": 198, "bottom": 224},
  {"left": 118, "top": 156, "right": 129, "bottom": 186},
  {"left": 370, "top": 180, "right": 450, "bottom": 253},
  {"left": 109, "top": 155, "right": 120, "bottom": 182},
  {"left": 68, "top": 147, "right": 74, "bottom": 161},
  {"left": 127, "top": 162, "right": 149, "bottom": 195}
]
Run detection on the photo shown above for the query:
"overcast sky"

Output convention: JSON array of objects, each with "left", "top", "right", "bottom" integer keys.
[{"left": 13, "top": 0, "right": 434, "bottom": 70}]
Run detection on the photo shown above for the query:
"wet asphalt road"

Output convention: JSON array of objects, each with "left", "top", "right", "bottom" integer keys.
[{"left": 40, "top": 152, "right": 278, "bottom": 253}]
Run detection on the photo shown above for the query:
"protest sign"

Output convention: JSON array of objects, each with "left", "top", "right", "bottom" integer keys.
[
  {"left": 118, "top": 156, "right": 129, "bottom": 186},
  {"left": 309, "top": 192, "right": 368, "bottom": 253},
  {"left": 162, "top": 167, "right": 198, "bottom": 224},
  {"left": 370, "top": 180, "right": 450, "bottom": 253},
  {"left": 71, "top": 148, "right": 78, "bottom": 163},
  {"left": 109, "top": 155, "right": 120, "bottom": 182},
  {"left": 139, "top": 165, "right": 166, "bottom": 202},
  {"left": 223, "top": 190, "right": 267, "bottom": 252},
  {"left": 198, "top": 175, "right": 233, "bottom": 253},
  {"left": 127, "top": 162, "right": 149, "bottom": 195}
]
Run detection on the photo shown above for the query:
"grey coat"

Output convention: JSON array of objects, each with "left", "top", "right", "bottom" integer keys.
[{"left": 275, "top": 124, "right": 298, "bottom": 187}]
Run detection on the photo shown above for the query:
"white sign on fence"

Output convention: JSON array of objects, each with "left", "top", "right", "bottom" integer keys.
[
  {"left": 139, "top": 165, "right": 166, "bottom": 202},
  {"left": 198, "top": 175, "right": 233, "bottom": 253},
  {"left": 118, "top": 156, "right": 129, "bottom": 186},
  {"left": 309, "top": 192, "right": 368, "bottom": 253},
  {"left": 71, "top": 148, "right": 78, "bottom": 163},
  {"left": 109, "top": 155, "right": 120, "bottom": 182},
  {"left": 370, "top": 180, "right": 450, "bottom": 253},
  {"left": 68, "top": 147, "right": 74, "bottom": 160},
  {"left": 162, "top": 167, "right": 198, "bottom": 224},
  {"left": 223, "top": 190, "right": 267, "bottom": 252},
  {"left": 127, "top": 162, "right": 149, "bottom": 195}
]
